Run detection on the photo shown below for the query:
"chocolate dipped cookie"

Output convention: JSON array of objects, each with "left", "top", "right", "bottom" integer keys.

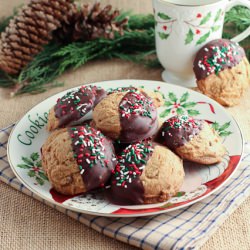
[
  {"left": 93, "top": 89, "right": 158, "bottom": 143},
  {"left": 157, "top": 115, "right": 226, "bottom": 164},
  {"left": 107, "top": 140, "right": 184, "bottom": 205},
  {"left": 47, "top": 85, "right": 106, "bottom": 131},
  {"left": 41, "top": 125, "right": 116, "bottom": 195},
  {"left": 193, "top": 39, "right": 250, "bottom": 106}
]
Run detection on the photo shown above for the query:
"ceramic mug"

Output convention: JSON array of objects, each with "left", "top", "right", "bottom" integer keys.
[{"left": 152, "top": 0, "right": 250, "bottom": 87}]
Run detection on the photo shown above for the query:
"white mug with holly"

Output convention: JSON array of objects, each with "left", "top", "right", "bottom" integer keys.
[{"left": 153, "top": 0, "right": 250, "bottom": 87}]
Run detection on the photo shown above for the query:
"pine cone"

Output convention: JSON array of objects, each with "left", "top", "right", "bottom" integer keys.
[
  {"left": 55, "top": 2, "right": 128, "bottom": 43},
  {"left": 0, "top": 0, "right": 73, "bottom": 75}
]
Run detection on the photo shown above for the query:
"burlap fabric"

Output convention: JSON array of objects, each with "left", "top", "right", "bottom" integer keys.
[{"left": 0, "top": 1, "right": 250, "bottom": 249}]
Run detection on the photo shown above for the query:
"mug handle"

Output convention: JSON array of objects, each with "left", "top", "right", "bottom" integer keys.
[{"left": 225, "top": 0, "right": 250, "bottom": 42}]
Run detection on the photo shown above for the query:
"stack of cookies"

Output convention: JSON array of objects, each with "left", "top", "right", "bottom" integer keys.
[{"left": 41, "top": 85, "right": 226, "bottom": 205}]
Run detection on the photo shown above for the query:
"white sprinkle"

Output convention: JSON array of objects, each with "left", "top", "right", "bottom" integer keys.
[
  {"left": 86, "top": 159, "right": 90, "bottom": 164},
  {"left": 80, "top": 169, "right": 85, "bottom": 175}
]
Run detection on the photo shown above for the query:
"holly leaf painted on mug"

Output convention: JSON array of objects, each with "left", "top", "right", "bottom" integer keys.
[
  {"left": 196, "top": 31, "right": 210, "bottom": 45},
  {"left": 214, "top": 9, "right": 222, "bottom": 22},
  {"left": 157, "top": 12, "right": 171, "bottom": 20},
  {"left": 185, "top": 29, "right": 194, "bottom": 45},
  {"left": 158, "top": 32, "right": 169, "bottom": 40},
  {"left": 199, "top": 12, "right": 212, "bottom": 25},
  {"left": 212, "top": 25, "right": 220, "bottom": 32}
]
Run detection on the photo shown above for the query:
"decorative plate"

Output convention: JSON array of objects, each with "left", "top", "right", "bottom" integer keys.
[{"left": 7, "top": 80, "right": 244, "bottom": 217}]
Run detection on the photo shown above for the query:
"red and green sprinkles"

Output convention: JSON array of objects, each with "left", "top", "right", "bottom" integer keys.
[
  {"left": 113, "top": 141, "right": 154, "bottom": 188},
  {"left": 197, "top": 42, "right": 239, "bottom": 76},
  {"left": 70, "top": 126, "right": 115, "bottom": 174},
  {"left": 162, "top": 115, "right": 201, "bottom": 136},
  {"left": 119, "top": 90, "right": 154, "bottom": 119},
  {"left": 56, "top": 85, "right": 98, "bottom": 117}
]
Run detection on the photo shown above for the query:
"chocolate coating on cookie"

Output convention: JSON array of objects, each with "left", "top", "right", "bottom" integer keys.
[
  {"left": 119, "top": 90, "right": 158, "bottom": 143},
  {"left": 55, "top": 85, "right": 106, "bottom": 128},
  {"left": 69, "top": 125, "right": 116, "bottom": 191},
  {"left": 108, "top": 140, "right": 154, "bottom": 205},
  {"left": 193, "top": 39, "right": 245, "bottom": 80},
  {"left": 158, "top": 115, "right": 204, "bottom": 150}
]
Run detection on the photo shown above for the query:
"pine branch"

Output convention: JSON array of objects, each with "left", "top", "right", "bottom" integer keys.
[{"left": 0, "top": 6, "right": 249, "bottom": 95}]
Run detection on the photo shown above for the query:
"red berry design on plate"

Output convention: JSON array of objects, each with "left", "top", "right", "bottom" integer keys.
[
  {"left": 197, "top": 13, "right": 202, "bottom": 18},
  {"left": 163, "top": 25, "right": 167, "bottom": 31},
  {"left": 196, "top": 29, "right": 201, "bottom": 35}
]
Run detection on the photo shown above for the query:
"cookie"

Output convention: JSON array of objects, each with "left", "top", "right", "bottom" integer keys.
[
  {"left": 93, "top": 89, "right": 158, "bottom": 143},
  {"left": 108, "top": 86, "right": 164, "bottom": 108},
  {"left": 41, "top": 125, "right": 116, "bottom": 195},
  {"left": 193, "top": 39, "right": 250, "bottom": 106},
  {"left": 157, "top": 115, "right": 226, "bottom": 164},
  {"left": 47, "top": 85, "right": 106, "bottom": 131},
  {"left": 107, "top": 140, "right": 184, "bottom": 205}
]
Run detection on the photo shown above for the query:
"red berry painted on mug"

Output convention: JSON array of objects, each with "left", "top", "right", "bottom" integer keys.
[
  {"left": 196, "top": 29, "right": 201, "bottom": 34},
  {"left": 197, "top": 13, "right": 202, "bottom": 18},
  {"left": 163, "top": 25, "right": 167, "bottom": 31}
]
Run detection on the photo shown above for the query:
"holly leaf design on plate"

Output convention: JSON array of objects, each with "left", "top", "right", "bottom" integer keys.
[
  {"left": 199, "top": 12, "right": 212, "bottom": 25},
  {"left": 164, "top": 100, "right": 173, "bottom": 106},
  {"left": 185, "top": 28, "right": 194, "bottom": 45},
  {"left": 182, "top": 102, "right": 197, "bottom": 108},
  {"left": 180, "top": 92, "right": 189, "bottom": 103},
  {"left": 187, "top": 109, "right": 200, "bottom": 116},
  {"left": 168, "top": 92, "right": 178, "bottom": 102},
  {"left": 38, "top": 172, "right": 49, "bottom": 181},
  {"left": 17, "top": 152, "right": 48, "bottom": 186},
  {"left": 157, "top": 12, "right": 171, "bottom": 20},
  {"left": 36, "top": 177, "right": 44, "bottom": 186},
  {"left": 196, "top": 31, "right": 210, "bottom": 45},
  {"left": 28, "top": 170, "right": 36, "bottom": 177},
  {"left": 214, "top": 9, "right": 222, "bottom": 22},
  {"left": 160, "top": 108, "right": 171, "bottom": 118},
  {"left": 176, "top": 107, "right": 184, "bottom": 115},
  {"left": 158, "top": 32, "right": 169, "bottom": 40},
  {"left": 218, "top": 121, "right": 231, "bottom": 131},
  {"left": 212, "top": 25, "right": 221, "bottom": 32},
  {"left": 21, "top": 156, "right": 34, "bottom": 166},
  {"left": 30, "top": 152, "right": 39, "bottom": 161},
  {"left": 211, "top": 121, "right": 220, "bottom": 130},
  {"left": 212, "top": 121, "right": 232, "bottom": 137},
  {"left": 219, "top": 131, "right": 233, "bottom": 137},
  {"left": 17, "top": 164, "right": 30, "bottom": 169}
]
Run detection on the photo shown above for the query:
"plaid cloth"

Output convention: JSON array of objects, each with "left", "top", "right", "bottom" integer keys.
[{"left": 1, "top": 124, "right": 250, "bottom": 250}]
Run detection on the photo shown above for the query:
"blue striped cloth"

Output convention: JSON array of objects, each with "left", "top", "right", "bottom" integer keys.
[{"left": 1, "top": 124, "right": 250, "bottom": 250}]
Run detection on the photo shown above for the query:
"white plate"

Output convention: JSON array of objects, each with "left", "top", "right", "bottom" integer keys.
[{"left": 7, "top": 80, "right": 244, "bottom": 217}]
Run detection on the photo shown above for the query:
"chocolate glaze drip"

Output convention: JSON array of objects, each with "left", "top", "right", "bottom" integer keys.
[
  {"left": 107, "top": 140, "right": 154, "bottom": 205},
  {"left": 69, "top": 125, "right": 116, "bottom": 192},
  {"left": 119, "top": 90, "right": 158, "bottom": 143},
  {"left": 157, "top": 115, "right": 204, "bottom": 150},
  {"left": 193, "top": 39, "right": 245, "bottom": 81},
  {"left": 55, "top": 85, "right": 106, "bottom": 128}
]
